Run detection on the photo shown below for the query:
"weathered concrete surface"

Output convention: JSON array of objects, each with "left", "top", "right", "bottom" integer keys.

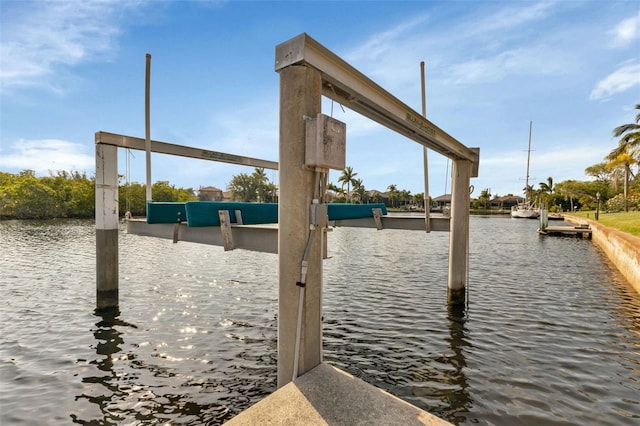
[
  {"left": 225, "top": 363, "right": 452, "bottom": 425},
  {"left": 565, "top": 216, "right": 640, "bottom": 294}
]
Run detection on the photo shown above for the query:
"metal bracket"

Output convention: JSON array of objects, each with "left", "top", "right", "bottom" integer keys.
[
  {"left": 372, "top": 208, "right": 383, "bottom": 230},
  {"left": 310, "top": 203, "right": 329, "bottom": 229},
  {"left": 218, "top": 210, "right": 234, "bottom": 251},
  {"left": 173, "top": 223, "right": 180, "bottom": 244},
  {"left": 173, "top": 211, "right": 182, "bottom": 243}
]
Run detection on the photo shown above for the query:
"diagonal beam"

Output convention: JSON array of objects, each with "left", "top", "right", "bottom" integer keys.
[{"left": 275, "top": 33, "right": 479, "bottom": 176}]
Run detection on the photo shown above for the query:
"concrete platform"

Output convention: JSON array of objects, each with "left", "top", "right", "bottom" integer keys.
[{"left": 225, "top": 363, "right": 451, "bottom": 425}]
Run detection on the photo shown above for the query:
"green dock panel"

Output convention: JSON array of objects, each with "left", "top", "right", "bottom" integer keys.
[
  {"left": 146, "top": 202, "right": 186, "bottom": 224},
  {"left": 146, "top": 202, "right": 388, "bottom": 226},
  {"left": 185, "top": 202, "right": 279, "bottom": 227}
]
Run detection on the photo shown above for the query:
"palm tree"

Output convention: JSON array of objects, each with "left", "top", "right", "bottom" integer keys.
[
  {"left": 252, "top": 168, "right": 268, "bottom": 202},
  {"left": 338, "top": 166, "right": 358, "bottom": 203},
  {"left": 386, "top": 184, "right": 398, "bottom": 208},
  {"left": 523, "top": 184, "right": 535, "bottom": 205},
  {"left": 609, "top": 104, "right": 640, "bottom": 211},
  {"left": 414, "top": 192, "right": 425, "bottom": 210},
  {"left": 612, "top": 103, "right": 640, "bottom": 155},
  {"left": 606, "top": 149, "right": 637, "bottom": 212},
  {"left": 326, "top": 182, "right": 345, "bottom": 201},
  {"left": 539, "top": 176, "right": 554, "bottom": 194},
  {"left": 352, "top": 178, "right": 366, "bottom": 204},
  {"left": 399, "top": 189, "right": 411, "bottom": 208},
  {"left": 538, "top": 177, "right": 554, "bottom": 208},
  {"left": 478, "top": 188, "right": 491, "bottom": 209}
]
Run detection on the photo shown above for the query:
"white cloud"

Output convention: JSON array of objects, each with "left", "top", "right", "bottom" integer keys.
[
  {"left": 0, "top": 0, "right": 145, "bottom": 94},
  {"left": 445, "top": 45, "right": 574, "bottom": 85},
  {"left": 346, "top": 14, "right": 429, "bottom": 65},
  {"left": 590, "top": 62, "right": 640, "bottom": 100},
  {"left": 0, "top": 139, "right": 94, "bottom": 174},
  {"left": 469, "top": 1, "right": 556, "bottom": 36},
  {"left": 609, "top": 11, "right": 640, "bottom": 48},
  {"left": 342, "top": 1, "right": 561, "bottom": 91}
]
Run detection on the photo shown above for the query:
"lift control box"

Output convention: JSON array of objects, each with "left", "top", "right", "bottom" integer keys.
[{"left": 305, "top": 113, "right": 346, "bottom": 170}]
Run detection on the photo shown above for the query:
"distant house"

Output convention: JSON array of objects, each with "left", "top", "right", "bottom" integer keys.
[
  {"left": 198, "top": 186, "right": 224, "bottom": 201},
  {"left": 433, "top": 194, "right": 451, "bottom": 208},
  {"left": 492, "top": 195, "right": 523, "bottom": 209},
  {"left": 367, "top": 190, "right": 388, "bottom": 204},
  {"left": 325, "top": 190, "right": 338, "bottom": 202}
]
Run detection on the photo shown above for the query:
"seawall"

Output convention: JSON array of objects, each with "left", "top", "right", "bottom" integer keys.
[{"left": 565, "top": 216, "right": 640, "bottom": 294}]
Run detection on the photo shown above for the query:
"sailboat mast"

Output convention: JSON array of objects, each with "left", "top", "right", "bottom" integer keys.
[{"left": 525, "top": 120, "right": 532, "bottom": 202}]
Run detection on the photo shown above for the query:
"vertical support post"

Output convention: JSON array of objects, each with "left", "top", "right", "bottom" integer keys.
[
  {"left": 95, "top": 142, "right": 119, "bottom": 310},
  {"left": 277, "top": 65, "right": 323, "bottom": 387},
  {"left": 420, "top": 61, "right": 431, "bottom": 233},
  {"left": 145, "top": 53, "right": 152, "bottom": 203},
  {"left": 448, "top": 158, "right": 471, "bottom": 305}
]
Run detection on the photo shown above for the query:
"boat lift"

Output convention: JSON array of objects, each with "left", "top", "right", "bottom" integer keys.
[{"left": 96, "top": 33, "right": 479, "bottom": 388}]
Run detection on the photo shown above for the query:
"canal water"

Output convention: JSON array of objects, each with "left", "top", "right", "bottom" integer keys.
[{"left": 1, "top": 217, "right": 638, "bottom": 425}]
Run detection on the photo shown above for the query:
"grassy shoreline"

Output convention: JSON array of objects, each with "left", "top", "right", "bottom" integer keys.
[{"left": 565, "top": 211, "right": 640, "bottom": 237}]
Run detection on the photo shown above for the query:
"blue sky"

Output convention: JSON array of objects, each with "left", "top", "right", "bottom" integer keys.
[{"left": 1, "top": 0, "right": 639, "bottom": 198}]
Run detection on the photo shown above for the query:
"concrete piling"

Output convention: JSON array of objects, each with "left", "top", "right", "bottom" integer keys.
[
  {"left": 95, "top": 142, "right": 119, "bottom": 310},
  {"left": 448, "top": 158, "right": 472, "bottom": 305},
  {"left": 277, "top": 65, "right": 324, "bottom": 387}
]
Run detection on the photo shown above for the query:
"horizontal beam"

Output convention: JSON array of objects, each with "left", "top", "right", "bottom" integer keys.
[
  {"left": 127, "top": 215, "right": 450, "bottom": 253},
  {"left": 275, "top": 33, "right": 479, "bottom": 175},
  {"left": 332, "top": 215, "right": 450, "bottom": 231},
  {"left": 96, "top": 131, "right": 278, "bottom": 170},
  {"left": 127, "top": 220, "right": 279, "bottom": 253}
]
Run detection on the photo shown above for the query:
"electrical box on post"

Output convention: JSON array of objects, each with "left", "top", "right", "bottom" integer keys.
[{"left": 305, "top": 114, "right": 346, "bottom": 170}]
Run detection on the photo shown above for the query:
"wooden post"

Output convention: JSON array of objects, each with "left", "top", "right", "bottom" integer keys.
[
  {"left": 95, "top": 142, "right": 119, "bottom": 310},
  {"left": 448, "top": 158, "right": 471, "bottom": 305},
  {"left": 277, "top": 65, "right": 323, "bottom": 387}
]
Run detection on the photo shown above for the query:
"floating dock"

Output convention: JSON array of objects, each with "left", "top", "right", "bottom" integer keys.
[{"left": 538, "top": 223, "right": 592, "bottom": 238}]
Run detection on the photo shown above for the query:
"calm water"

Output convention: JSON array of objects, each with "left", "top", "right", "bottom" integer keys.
[{"left": 1, "top": 217, "right": 639, "bottom": 425}]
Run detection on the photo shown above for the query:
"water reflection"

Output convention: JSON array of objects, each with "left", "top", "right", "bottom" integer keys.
[
  {"left": 445, "top": 303, "right": 472, "bottom": 424},
  {"left": 72, "top": 308, "right": 137, "bottom": 424},
  {"left": 71, "top": 304, "right": 267, "bottom": 424}
]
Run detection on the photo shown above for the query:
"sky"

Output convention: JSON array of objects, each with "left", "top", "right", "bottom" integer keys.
[{"left": 1, "top": 0, "right": 639, "bottom": 199}]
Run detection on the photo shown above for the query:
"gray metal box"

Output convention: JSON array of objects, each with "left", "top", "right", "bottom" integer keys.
[{"left": 305, "top": 114, "right": 346, "bottom": 170}]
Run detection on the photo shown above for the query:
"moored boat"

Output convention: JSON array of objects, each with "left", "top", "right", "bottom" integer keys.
[{"left": 511, "top": 121, "right": 539, "bottom": 219}]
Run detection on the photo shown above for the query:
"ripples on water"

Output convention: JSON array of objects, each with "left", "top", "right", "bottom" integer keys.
[{"left": 1, "top": 218, "right": 639, "bottom": 425}]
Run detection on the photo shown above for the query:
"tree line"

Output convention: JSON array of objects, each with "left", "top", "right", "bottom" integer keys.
[
  {"left": 226, "top": 166, "right": 424, "bottom": 208},
  {"left": 2, "top": 104, "right": 637, "bottom": 219},
  {"left": 0, "top": 170, "right": 197, "bottom": 220}
]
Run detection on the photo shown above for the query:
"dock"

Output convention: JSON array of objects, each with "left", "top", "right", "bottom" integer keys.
[
  {"left": 538, "top": 223, "right": 592, "bottom": 238},
  {"left": 96, "top": 33, "right": 481, "bottom": 426}
]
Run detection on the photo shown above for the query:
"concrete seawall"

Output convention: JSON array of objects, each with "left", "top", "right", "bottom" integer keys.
[{"left": 565, "top": 216, "right": 640, "bottom": 294}]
